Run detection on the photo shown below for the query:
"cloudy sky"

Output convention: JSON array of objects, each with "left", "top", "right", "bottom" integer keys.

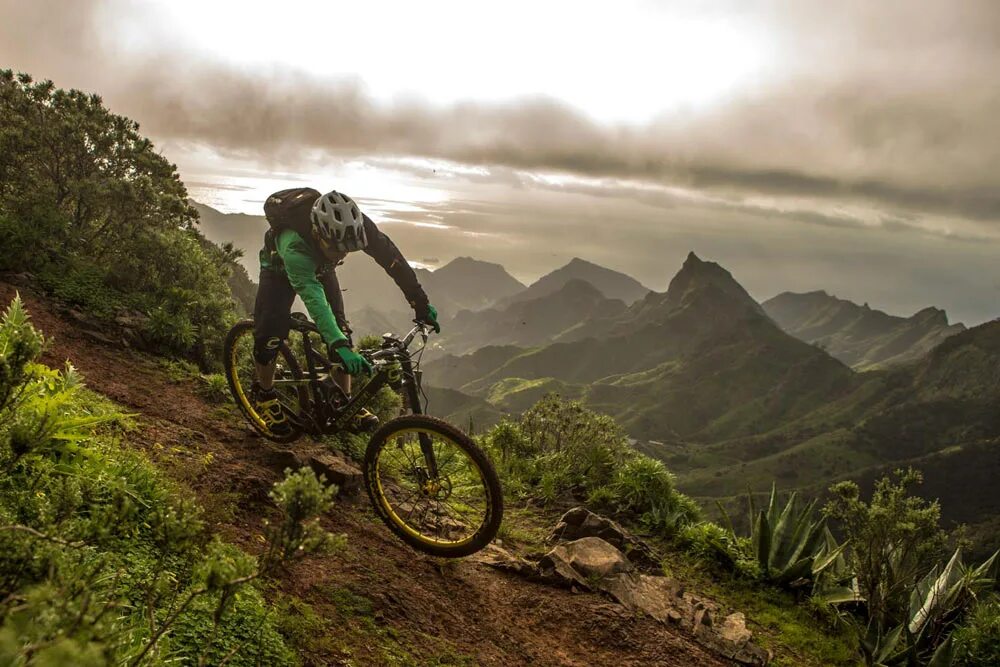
[{"left": 2, "top": 0, "right": 999, "bottom": 323}]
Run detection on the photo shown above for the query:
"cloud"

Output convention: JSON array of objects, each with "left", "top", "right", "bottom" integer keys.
[{"left": 2, "top": 0, "right": 999, "bottom": 227}]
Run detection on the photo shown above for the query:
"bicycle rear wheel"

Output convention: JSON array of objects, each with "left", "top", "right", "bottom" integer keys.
[
  {"left": 364, "top": 415, "right": 503, "bottom": 557},
  {"left": 223, "top": 319, "right": 306, "bottom": 443}
]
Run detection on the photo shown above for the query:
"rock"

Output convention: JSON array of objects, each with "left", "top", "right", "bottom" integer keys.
[
  {"left": 603, "top": 574, "right": 768, "bottom": 664},
  {"left": 538, "top": 537, "right": 632, "bottom": 588},
  {"left": 260, "top": 449, "right": 362, "bottom": 497},
  {"left": 695, "top": 612, "right": 771, "bottom": 665},
  {"left": 115, "top": 309, "right": 150, "bottom": 329},
  {"left": 6, "top": 271, "right": 34, "bottom": 286},
  {"left": 523, "top": 507, "right": 771, "bottom": 664},
  {"left": 548, "top": 507, "right": 660, "bottom": 569},
  {"left": 81, "top": 328, "right": 117, "bottom": 345},
  {"left": 307, "top": 454, "right": 362, "bottom": 496},
  {"left": 601, "top": 573, "right": 685, "bottom": 624},
  {"left": 719, "top": 612, "right": 753, "bottom": 645},
  {"left": 264, "top": 449, "right": 301, "bottom": 475},
  {"left": 471, "top": 543, "right": 536, "bottom": 576}
]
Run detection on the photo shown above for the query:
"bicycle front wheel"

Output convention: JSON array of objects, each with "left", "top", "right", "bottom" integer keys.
[{"left": 364, "top": 415, "right": 503, "bottom": 557}]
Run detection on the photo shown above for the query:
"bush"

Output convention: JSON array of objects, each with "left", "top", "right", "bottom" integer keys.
[
  {"left": 952, "top": 596, "right": 1000, "bottom": 667},
  {"left": 825, "top": 468, "right": 946, "bottom": 629},
  {"left": 679, "top": 522, "right": 760, "bottom": 579},
  {"left": 199, "top": 373, "right": 230, "bottom": 404},
  {"left": 484, "top": 394, "right": 699, "bottom": 531},
  {"left": 0, "top": 70, "right": 243, "bottom": 368}
]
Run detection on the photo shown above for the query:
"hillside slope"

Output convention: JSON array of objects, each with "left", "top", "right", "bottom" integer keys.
[
  {"left": 763, "top": 290, "right": 965, "bottom": 369},
  {"left": 3, "top": 280, "right": 734, "bottom": 667},
  {"left": 674, "top": 319, "right": 1000, "bottom": 551},
  {"left": 441, "top": 279, "right": 627, "bottom": 354}
]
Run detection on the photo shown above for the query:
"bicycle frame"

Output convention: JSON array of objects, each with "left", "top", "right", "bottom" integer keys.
[{"left": 274, "top": 318, "right": 440, "bottom": 476}]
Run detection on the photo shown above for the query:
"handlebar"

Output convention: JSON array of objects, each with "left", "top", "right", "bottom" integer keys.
[{"left": 401, "top": 320, "right": 430, "bottom": 348}]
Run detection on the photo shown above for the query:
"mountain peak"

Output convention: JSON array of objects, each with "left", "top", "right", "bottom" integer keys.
[
  {"left": 912, "top": 306, "right": 949, "bottom": 326},
  {"left": 663, "top": 253, "right": 762, "bottom": 316},
  {"left": 508, "top": 257, "right": 650, "bottom": 306}
]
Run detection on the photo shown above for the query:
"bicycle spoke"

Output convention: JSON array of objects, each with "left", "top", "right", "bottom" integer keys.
[{"left": 372, "top": 423, "right": 492, "bottom": 546}]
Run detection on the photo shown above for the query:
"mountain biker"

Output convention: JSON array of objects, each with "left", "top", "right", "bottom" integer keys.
[{"left": 252, "top": 188, "right": 440, "bottom": 436}]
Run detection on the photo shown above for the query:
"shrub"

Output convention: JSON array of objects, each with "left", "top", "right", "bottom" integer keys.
[
  {"left": 199, "top": 373, "right": 229, "bottom": 404},
  {"left": 0, "top": 70, "right": 243, "bottom": 368},
  {"left": 484, "top": 394, "right": 699, "bottom": 531},
  {"left": 952, "top": 596, "right": 1000, "bottom": 667},
  {"left": 679, "top": 521, "right": 760, "bottom": 579},
  {"left": 824, "top": 469, "right": 946, "bottom": 629},
  {"left": 721, "top": 484, "right": 844, "bottom": 590}
]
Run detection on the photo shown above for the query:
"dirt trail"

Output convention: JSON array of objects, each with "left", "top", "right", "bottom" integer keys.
[{"left": 3, "top": 282, "right": 729, "bottom": 667}]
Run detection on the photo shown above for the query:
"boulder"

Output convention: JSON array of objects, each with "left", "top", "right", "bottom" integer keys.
[
  {"left": 521, "top": 508, "right": 772, "bottom": 664},
  {"left": 537, "top": 536, "right": 632, "bottom": 588},
  {"left": 548, "top": 506, "right": 660, "bottom": 569},
  {"left": 601, "top": 573, "right": 685, "bottom": 624}
]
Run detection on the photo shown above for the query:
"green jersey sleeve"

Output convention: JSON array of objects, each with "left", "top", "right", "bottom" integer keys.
[{"left": 275, "top": 230, "right": 347, "bottom": 346}]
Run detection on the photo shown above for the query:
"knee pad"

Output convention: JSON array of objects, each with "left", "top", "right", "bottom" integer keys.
[{"left": 253, "top": 337, "right": 282, "bottom": 365}]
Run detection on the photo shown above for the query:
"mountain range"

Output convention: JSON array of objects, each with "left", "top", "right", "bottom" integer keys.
[
  {"left": 427, "top": 252, "right": 858, "bottom": 440},
  {"left": 422, "top": 252, "right": 1000, "bottom": 553},
  {"left": 763, "top": 290, "right": 965, "bottom": 369}
]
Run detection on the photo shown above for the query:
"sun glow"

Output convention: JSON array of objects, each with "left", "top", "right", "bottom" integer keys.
[{"left": 102, "top": 0, "right": 775, "bottom": 125}]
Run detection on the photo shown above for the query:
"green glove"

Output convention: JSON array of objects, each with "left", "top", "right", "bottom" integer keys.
[
  {"left": 330, "top": 343, "right": 372, "bottom": 375},
  {"left": 416, "top": 303, "right": 441, "bottom": 333}
]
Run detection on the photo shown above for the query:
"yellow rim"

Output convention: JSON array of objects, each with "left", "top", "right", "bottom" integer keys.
[
  {"left": 372, "top": 426, "right": 491, "bottom": 547},
  {"left": 229, "top": 330, "right": 270, "bottom": 433}
]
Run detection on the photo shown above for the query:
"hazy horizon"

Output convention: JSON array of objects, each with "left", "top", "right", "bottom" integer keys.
[{"left": 2, "top": 0, "right": 998, "bottom": 324}]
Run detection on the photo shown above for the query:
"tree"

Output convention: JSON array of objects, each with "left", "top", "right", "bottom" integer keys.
[
  {"left": 0, "top": 70, "right": 245, "bottom": 367},
  {"left": 825, "top": 469, "right": 946, "bottom": 630}
]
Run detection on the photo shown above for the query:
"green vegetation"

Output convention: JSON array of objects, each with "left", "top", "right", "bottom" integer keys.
[
  {"left": 0, "top": 296, "right": 336, "bottom": 664},
  {"left": 0, "top": 70, "right": 245, "bottom": 368},
  {"left": 717, "top": 485, "right": 844, "bottom": 591},
  {"left": 821, "top": 470, "right": 999, "bottom": 666},
  {"left": 825, "top": 470, "right": 947, "bottom": 629},
  {"left": 479, "top": 392, "right": 998, "bottom": 666},
  {"left": 483, "top": 394, "right": 700, "bottom": 532},
  {"left": 951, "top": 597, "right": 1000, "bottom": 666}
]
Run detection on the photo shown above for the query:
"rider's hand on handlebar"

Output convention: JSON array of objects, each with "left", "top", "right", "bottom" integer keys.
[
  {"left": 329, "top": 342, "right": 373, "bottom": 375},
  {"left": 413, "top": 302, "right": 441, "bottom": 334}
]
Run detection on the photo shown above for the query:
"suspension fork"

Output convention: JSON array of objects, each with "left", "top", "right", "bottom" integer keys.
[{"left": 400, "top": 358, "right": 438, "bottom": 477}]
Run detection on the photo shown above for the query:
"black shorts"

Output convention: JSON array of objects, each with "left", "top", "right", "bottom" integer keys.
[{"left": 253, "top": 265, "right": 351, "bottom": 363}]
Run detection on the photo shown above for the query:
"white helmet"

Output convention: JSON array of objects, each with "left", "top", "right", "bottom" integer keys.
[{"left": 310, "top": 190, "right": 368, "bottom": 252}]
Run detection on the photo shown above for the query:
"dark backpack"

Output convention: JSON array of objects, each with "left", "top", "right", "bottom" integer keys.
[{"left": 263, "top": 187, "right": 320, "bottom": 241}]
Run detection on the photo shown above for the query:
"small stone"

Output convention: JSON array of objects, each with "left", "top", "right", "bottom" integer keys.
[
  {"left": 307, "top": 454, "right": 362, "bottom": 495},
  {"left": 264, "top": 449, "right": 302, "bottom": 475},
  {"left": 719, "top": 612, "right": 752, "bottom": 645}
]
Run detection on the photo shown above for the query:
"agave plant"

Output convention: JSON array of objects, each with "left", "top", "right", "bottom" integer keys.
[
  {"left": 852, "top": 548, "right": 998, "bottom": 666},
  {"left": 721, "top": 484, "right": 845, "bottom": 588}
]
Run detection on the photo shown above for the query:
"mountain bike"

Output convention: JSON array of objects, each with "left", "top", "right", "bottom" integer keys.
[{"left": 223, "top": 314, "right": 503, "bottom": 557}]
